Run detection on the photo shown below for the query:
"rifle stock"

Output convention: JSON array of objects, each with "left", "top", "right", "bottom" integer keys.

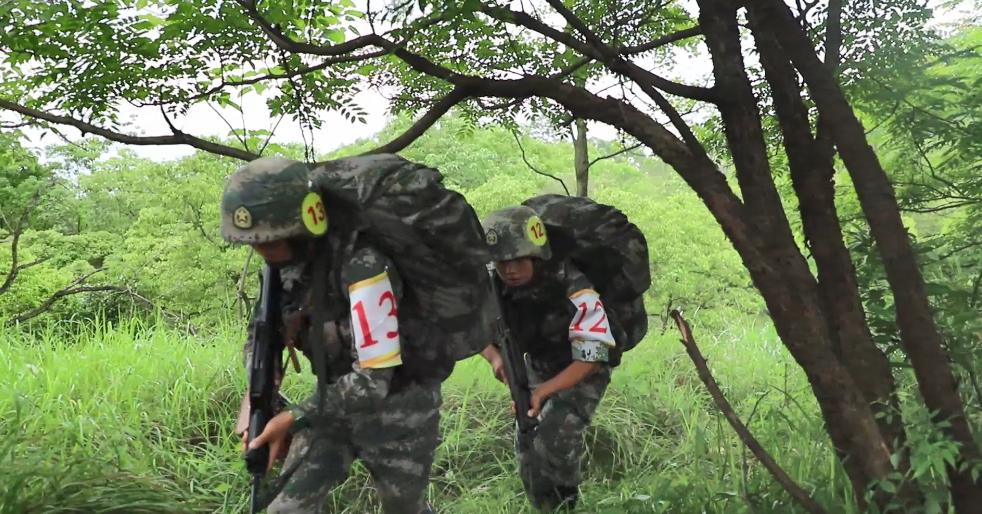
[
  {"left": 487, "top": 266, "right": 537, "bottom": 451},
  {"left": 244, "top": 265, "right": 283, "bottom": 513}
]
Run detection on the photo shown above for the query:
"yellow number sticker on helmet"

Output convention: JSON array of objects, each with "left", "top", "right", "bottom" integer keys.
[
  {"left": 526, "top": 215, "right": 547, "bottom": 246},
  {"left": 301, "top": 192, "right": 328, "bottom": 235}
]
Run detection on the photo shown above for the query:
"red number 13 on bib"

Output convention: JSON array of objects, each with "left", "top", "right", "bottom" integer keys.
[{"left": 349, "top": 272, "right": 402, "bottom": 368}]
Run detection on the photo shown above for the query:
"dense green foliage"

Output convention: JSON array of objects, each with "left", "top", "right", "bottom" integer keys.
[
  {"left": 0, "top": 97, "right": 977, "bottom": 511},
  {"left": 0, "top": 116, "right": 760, "bottom": 330},
  {"left": 847, "top": 26, "right": 982, "bottom": 384},
  {"left": 0, "top": 7, "right": 979, "bottom": 513}
]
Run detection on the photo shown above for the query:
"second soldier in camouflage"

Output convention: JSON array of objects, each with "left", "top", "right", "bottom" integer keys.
[{"left": 481, "top": 206, "right": 622, "bottom": 512}]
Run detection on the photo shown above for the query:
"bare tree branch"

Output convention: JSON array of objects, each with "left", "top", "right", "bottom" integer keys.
[
  {"left": 4, "top": 264, "right": 195, "bottom": 331},
  {"left": 0, "top": 186, "right": 44, "bottom": 296},
  {"left": 588, "top": 142, "right": 644, "bottom": 168},
  {"left": 259, "top": 113, "right": 286, "bottom": 156},
  {"left": 477, "top": 97, "right": 526, "bottom": 111},
  {"left": 899, "top": 201, "right": 978, "bottom": 214},
  {"left": 235, "top": 0, "right": 382, "bottom": 57},
  {"left": 13, "top": 257, "right": 49, "bottom": 272},
  {"left": 7, "top": 285, "right": 118, "bottom": 325},
  {"left": 483, "top": 5, "right": 716, "bottom": 102},
  {"left": 5, "top": 267, "right": 107, "bottom": 323},
  {"left": 824, "top": 0, "right": 843, "bottom": 70},
  {"left": 621, "top": 26, "right": 703, "bottom": 55},
  {"left": 512, "top": 131, "right": 571, "bottom": 195},
  {"left": 174, "top": 51, "right": 388, "bottom": 106},
  {"left": 0, "top": 99, "right": 259, "bottom": 161},
  {"left": 671, "top": 310, "right": 830, "bottom": 514},
  {"left": 198, "top": 102, "right": 249, "bottom": 152},
  {"left": 359, "top": 86, "right": 470, "bottom": 156},
  {"left": 936, "top": 240, "right": 982, "bottom": 262}
]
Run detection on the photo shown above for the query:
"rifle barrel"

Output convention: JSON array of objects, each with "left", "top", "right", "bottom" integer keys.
[
  {"left": 244, "top": 265, "right": 283, "bottom": 513},
  {"left": 487, "top": 267, "right": 538, "bottom": 449},
  {"left": 251, "top": 475, "right": 262, "bottom": 513}
]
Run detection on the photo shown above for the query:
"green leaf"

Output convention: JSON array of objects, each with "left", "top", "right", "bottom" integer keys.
[
  {"left": 879, "top": 479, "right": 896, "bottom": 494},
  {"left": 325, "top": 29, "right": 346, "bottom": 44},
  {"left": 889, "top": 451, "right": 902, "bottom": 468}
]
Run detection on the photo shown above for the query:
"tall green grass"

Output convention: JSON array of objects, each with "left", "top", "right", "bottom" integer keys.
[{"left": 0, "top": 315, "right": 856, "bottom": 513}]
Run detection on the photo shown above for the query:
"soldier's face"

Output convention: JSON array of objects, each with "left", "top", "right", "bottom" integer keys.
[
  {"left": 251, "top": 240, "right": 293, "bottom": 265},
  {"left": 495, "top": 257, "right": 534, "bottom": 287}
]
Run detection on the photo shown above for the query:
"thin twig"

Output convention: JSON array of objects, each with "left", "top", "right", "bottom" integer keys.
[
  {"left": 670, "top": 310, "right": 829, "bottom": 514},
  {"left": 259, "top": 113, "right": 286, "bottom": 156},
  {"left": 588, "top": 142, "right": 643, "bottom": 167},
  {"left": 204, "top": 102, "right": 249, "bottom": 152},
  {"left": 237, "top": 248, "right": 256, "bottom": 318},
  {"left": 0, "top": 186, "right": 45, "bottom": 295},
  {"left": 0, "top": 99, "right": 259, "bottom": 161},
  {"left": 511, "top": 131, "right": 570, "bottom": 195}
]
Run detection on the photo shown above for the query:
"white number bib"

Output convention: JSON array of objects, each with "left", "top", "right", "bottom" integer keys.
[
  {"left": 348, "top": 271, "right": 403, "bottom": 369},
  {"left": 568, "top": 289, "right": 616, "bottom": 346}
]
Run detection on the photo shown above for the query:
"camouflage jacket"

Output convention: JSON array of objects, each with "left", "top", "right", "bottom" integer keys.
[
  {"left": 496, "top": 260, "right": 621, "bottom": 378},
  {"left": 245, "top": 233, "right": 407, "bottom": 423}
]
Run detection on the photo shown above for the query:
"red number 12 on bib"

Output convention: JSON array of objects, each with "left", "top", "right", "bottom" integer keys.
[{"left": 569, "top": 290, "right": 615, "bottom": 345}]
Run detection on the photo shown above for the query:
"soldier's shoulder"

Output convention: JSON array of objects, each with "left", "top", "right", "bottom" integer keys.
[
  {"left": 560, "top": 260, "right": 595, "bottom": 296},
  {"left": 342, "top": 244, "right": 396, "bottom": 286}
]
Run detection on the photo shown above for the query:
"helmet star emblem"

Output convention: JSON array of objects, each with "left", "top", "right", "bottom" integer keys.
[{"left": 233, "top": 206, "right": 253, "bottom": 229}]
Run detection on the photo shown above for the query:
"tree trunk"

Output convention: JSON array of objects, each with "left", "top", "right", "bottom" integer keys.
[
  {"left": 751, "top": 19, "right": 916, "bottom": 506},
  {"left": 750, "top": 1, "right": 982, "bottom": 510},
  {"left": 694, "top": 0, "right": 895, "bottom": 500},
  {"left": 697, "top": 0, "right": 792, "bottom": 240},
  {"left": 574, "top": 118, "right": 589, "bottom": 196}
]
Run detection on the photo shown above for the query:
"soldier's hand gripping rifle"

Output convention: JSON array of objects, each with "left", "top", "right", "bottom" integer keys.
[
  {"left": 487, "top": 265, "right": 538, "bottom": 451},
  {"left": 244, "top": 265, "right": 283, "bottom": 513}
]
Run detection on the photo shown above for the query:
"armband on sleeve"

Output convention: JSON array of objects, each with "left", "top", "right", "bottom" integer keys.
[
  {"left": 568, "top": 288, "right": 616, "bottom": 362},
  {"left": 348, "top": 271, "right": 403, "bottom": 369}
]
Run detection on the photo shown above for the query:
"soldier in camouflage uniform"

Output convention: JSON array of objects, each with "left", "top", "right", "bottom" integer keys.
[
  {"left": 221, "top": 158, "right": 438, "bottom": 514},
  {"left": 480, "top": 206, "right": 622, "bottom": 512}
]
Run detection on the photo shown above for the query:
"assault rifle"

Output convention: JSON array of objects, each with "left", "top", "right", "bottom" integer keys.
[
  {"left": 487, "top": 264, "right": 538, "bottom": 451},
  {"left": 244, "top": 265, "right": 283, "bottom": 513}
]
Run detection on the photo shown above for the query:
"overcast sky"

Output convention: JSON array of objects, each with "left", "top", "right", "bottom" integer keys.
[{"left": 7, "top": 0, "right": 975, "bottom": 163}]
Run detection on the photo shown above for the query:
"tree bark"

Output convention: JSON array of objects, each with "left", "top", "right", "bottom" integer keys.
[
  {"left": 691, "top": 0, "right": 896, "bottom": 499},
  {"left": 749, "top": 1, "right": 982, "bottom": 510},
  {"left": 573, "top": 118, "right": 590, "bottom": 196},
  {"left": 698, "top": 0, "right": 794, "bottom": 241},
  {"left": 751, "top": 19, "right": 915, "bottom": 507}
]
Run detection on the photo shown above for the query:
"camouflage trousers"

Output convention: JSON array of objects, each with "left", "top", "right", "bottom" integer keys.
[
  {"left": 518, "top": 361, "right": 611, "bottom": 512},
  {"left": 268, "top": 382, "right": 441, "bottom": 514}
]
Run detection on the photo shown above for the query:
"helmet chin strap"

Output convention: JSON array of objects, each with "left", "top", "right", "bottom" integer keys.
[{"left": 265, "top": 238, "right": 317, "bottom": 269}]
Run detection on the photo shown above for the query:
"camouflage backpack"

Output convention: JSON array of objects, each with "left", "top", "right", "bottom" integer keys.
[
  {"left": 522, "top": 194, "right": 651, "bottom": 352},
  {"left": 306, "top": 154, "right": 493, "bottom": 380}
]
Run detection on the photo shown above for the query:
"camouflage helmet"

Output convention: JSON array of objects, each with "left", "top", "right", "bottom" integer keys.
[
  {"left": 482, "top": 205, "right": 551, "bottom": 261},
  {"left": 220, "top": 157, "right": 329, "bottom": 244}
]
